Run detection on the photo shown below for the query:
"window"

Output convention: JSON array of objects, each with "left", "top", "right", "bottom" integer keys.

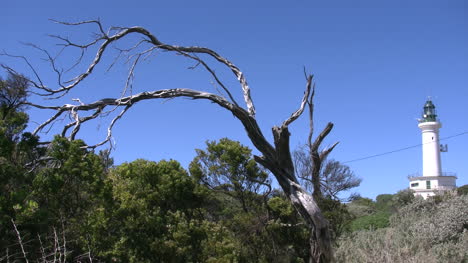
[
  {"left": 411, "top": 183, "right": 419, "bottom": 188},
  {"left": 426, "top": 181, "right": 431, "bottom": 189}
]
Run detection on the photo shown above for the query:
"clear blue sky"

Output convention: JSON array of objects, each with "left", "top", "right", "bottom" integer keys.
[{"left": 2, "top": 0, "right": 467, "bottom": 199}]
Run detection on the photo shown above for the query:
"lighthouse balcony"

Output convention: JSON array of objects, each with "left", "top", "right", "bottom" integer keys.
[
  {"left": 409, "top": 183, "right": 457, "bottom": 191},
  {"left": 407, "top": 172, "right": 457, "bottom": 180},
  {"left": 408, "top": 173, "right": 457, "bottom": 195}
]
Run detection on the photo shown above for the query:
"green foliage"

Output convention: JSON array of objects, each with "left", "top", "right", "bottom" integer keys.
[
  {"left": 457, "top": 184, "right": 468, "bottom": 195},
  {"left": 319, "top": 160, "right": 362, "bottom": 200},
  {"left": 0, "top": 72, "right": 28, "bottom": 111},
  {"left": 347, "top": 197, "right": 376, "bottom": 218},
  {"left": 86, "top": 159, "right": 211, "bottom": 262},
  {"left": 392, "top": 188, "right": 416, "bottom": 206},
  {"left": 350, "top": 197, "right": 375, "bottom": 208},
  {"left": 0, "top": 72, "right": 30, "bottom": 157},
  {"left": 317, "top": 197, "right": 354, "bottom": 239},
  {"left": 0, "top": 111, "right": 28, "bottom": 155},
  {"left": 26, "top": 137, "right": 105, "bottom": 223},
  {"left": 264, "top": 194, "right": 309, "bottom": 262},
  {"left": 111, "top": 159, "right": 203, "bottom": 212},
  {"left": 347, "top": 189, "right": 419, "bottom": 233},
  {"left": 190, "top": 138, "right": 269, "bottom": 213},
  {"left": 199, "top": 221, "right": 240, "bottom": 262},
  {"left": 190, "top": 138, "right": 312, "bottom": 261},
  {"left": 390, "top": 194, "right": 467, "bottom": 245},
  {"left": 349, "top": 211, "right": 391, "bottom": 231},
  {"left": 98, "top": 148, "right": 114, "bottom": 172},
  {"left": 0, "top": 84, "right": 45, "bottom": 253},
  {"left": 1, "top": 136, "right": 105, "bottom": 262},
  {"left": 294, "top": 145, "right": 361, "bottom": 201},
  {"left": 336, "top": 194, "right": 468, "bottom": 263},
  {"left": 375, "top": 194, "right": 394, "bottom": 212},
  {"left": 0, "top": 112, "right": 370, "bottom": 263},
  {"left": 347, "top": 197, "right": 388, "bottom": 232},
  {"left": 268, "top": 196, "right": 295, "bottom": 221}
]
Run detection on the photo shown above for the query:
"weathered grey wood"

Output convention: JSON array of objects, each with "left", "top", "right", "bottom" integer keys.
[{"left": 15, "top": 20, "right": 335, "bottom": 262}]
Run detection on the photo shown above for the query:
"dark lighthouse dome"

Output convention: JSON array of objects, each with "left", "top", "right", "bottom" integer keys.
[{"left": 422, "top": 100, "right": 437, "bottom": 122}]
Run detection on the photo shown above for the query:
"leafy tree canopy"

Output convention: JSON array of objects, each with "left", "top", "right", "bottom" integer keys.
[
  {"left": 87, "top": 159, "right": 210, "bottom": 262},
  {"left": 190, "top": 138, "right": 270, "bottom": 213}
]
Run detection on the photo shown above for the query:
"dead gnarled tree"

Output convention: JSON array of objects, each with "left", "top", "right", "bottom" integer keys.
[
  {"left": 3, "top": 20, "right": 338, "bottom": 263},
  {"left": 293, "top": 93, "right": 360, "bottom": 202}
]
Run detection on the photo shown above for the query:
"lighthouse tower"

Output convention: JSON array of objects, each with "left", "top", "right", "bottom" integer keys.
[{"left": 409, "top": 100, "right": 457, "bottom": 199}]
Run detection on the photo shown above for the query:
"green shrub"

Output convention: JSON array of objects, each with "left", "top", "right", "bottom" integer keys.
[
  {"left": 458, "top": 184, "right": 468, "bottom": 195},
  {"left": 346, "top": 197, "right": 375, "bottom": 218},
  {"left": 392, "top": 188, "right": 416, "bottom": 206},
  {"left": 349, "top": 211, "right": 391, "bottom": 232},
  {"left": 375, "top": 194, "right": 394, "bottom": 212},
  {"left": 336, "top": 194, "right": 468, "bottom": 263}
]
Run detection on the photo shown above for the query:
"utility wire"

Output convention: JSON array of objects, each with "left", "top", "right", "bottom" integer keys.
[{"left": 343, "top": 131, "right": 468, "bottom": 164}]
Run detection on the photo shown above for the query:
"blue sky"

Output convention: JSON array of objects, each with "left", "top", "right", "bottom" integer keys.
[{"left": 2, "top": 0, "right": 467, "bottom": 199}]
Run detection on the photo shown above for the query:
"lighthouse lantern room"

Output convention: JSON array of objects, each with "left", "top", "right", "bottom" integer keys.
[{"left": 409, "top": 100, "right": 457, "bottom": 199}]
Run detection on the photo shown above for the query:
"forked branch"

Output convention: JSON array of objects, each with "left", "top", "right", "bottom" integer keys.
[
  {"left": 15, "top": 20, "right": 256, "bottom": 115},
  {"left": 8, "top": 20, "right": 336, "bottom": 262},
  {"left": 26, "top": 88, "right": 264, "bottom": 150},
  {"left": 283, "top": 74, "right": 313, "bottom": 127}
]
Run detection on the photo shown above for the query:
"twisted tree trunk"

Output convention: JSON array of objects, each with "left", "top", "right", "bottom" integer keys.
[
  {"left": 254, "top": 125, "right": 334, "bottom": 263},
  {"left": 7, "top": 20, "right": 336, "bottom": 262}
]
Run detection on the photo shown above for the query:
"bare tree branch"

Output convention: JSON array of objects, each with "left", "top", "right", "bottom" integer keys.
[
  {"left": 25, "top": 86, "right": 267, "bottom": 150},
  {"left": 295, "top": 77, "right": 339, "bottom": 201},
  {"left": 38, "top": 234, "right": 47, "bottom": 262},
  {"left": 307, "top": 83, "right": 316, "bottom": 146},
  {"left": 176, "top": 51, "right": 239, "bottom": 106},
  {"left": 283, "top": 74, "right": 313, "bottom": 127},
  {"left": 320, "top": 141, "right": 339, "bottom": 161},
  {"left": 0, "top": 52, "right": 47, "bottom": 92},
  {"left": 310, "top": 122, "right": 335, "bottom": 153},
  {"left": 11, "top": 219, "right": 29, "bottom": 263},
  {"left": 9, "top": 20, "right": 337, "bottom": 262},
  {"left": 50, "top": 19, "right": 107, "bottom": 35},
  {"left": 22, "top": 43, "right": 66, "bottom": 90},
  {"left": 19, "top": 21, "right": 255, "bottom": 115}
]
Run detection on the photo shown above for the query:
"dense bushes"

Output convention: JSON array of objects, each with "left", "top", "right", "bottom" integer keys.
[
  {"left": 1, "top": 138, "right": 313, "bottom": 262},
  {"left": 349, "top": 211, "right": 390, "bottom": 231},
  {"left": 2, "top": 88, "right": 465, "bottom": 262},
  {"left": 458, "top": 184, "right": 468, "bottom": 195},
  {"left": 346, "top": 189, "right": 417, "bottom": 232},
  {"left": 336, "top": 194, "right": 468, "bottom": 263}
]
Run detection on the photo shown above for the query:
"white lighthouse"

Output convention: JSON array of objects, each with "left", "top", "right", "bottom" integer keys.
[{"left": 409, "top": 100, "right": 457, "bottom": 199}]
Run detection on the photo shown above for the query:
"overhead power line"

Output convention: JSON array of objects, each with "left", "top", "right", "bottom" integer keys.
[{"left": 342, "top": 131, "right": 468, "bottom": 164}]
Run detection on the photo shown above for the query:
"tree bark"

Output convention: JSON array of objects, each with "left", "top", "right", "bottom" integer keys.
[
  {"left": 259, "top": 125, "right": 334, "bottom": 263},
  {"left": 11, "top": 20, "right": 335, "bottom": 262}
]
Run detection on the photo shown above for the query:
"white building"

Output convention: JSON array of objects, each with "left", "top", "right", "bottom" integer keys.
[{"left": 409, "top": 100, "right": 457, "bottom": 199}]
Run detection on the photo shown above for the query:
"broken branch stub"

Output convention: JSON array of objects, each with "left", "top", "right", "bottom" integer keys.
[{"left": 12, "top": 20, "right": 335, "bottom": 262}]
